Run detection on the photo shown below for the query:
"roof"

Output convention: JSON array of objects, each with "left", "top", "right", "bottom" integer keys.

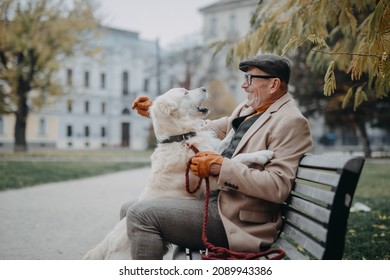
[{"left": 199, "top": 0, "right": 258, "bottom": 13}]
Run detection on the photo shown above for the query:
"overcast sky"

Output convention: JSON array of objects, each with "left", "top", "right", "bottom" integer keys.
[{"left": 98, "top": 0, "right": 216, "bottom": 48}]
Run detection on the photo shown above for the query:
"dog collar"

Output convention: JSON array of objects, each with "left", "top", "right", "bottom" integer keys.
[{"left": 159, "top": 132, "right": 197, "bottom": 144}]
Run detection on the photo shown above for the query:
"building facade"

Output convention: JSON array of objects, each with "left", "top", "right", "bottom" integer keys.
[{"left": 0, "top": 26, "right": 159, "bottom": 150}]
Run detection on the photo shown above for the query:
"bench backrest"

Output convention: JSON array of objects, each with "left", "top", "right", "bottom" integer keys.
[{"left": 273, "top": 154, "right": 365, "bottom": 259}]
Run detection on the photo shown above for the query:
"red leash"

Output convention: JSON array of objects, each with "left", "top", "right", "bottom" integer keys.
[{"left": 185, "top": 144, "right": 285, "bottom": 260}]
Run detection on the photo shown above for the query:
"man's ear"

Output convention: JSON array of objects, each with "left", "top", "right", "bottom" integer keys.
[{"left": 270, "top": 78, "right": 281, "bottom": 93}]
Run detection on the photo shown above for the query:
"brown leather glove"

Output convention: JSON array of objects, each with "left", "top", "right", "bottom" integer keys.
[
  {"left": 132, "top": 96, "right": 152, "bottom": 118},
  {"left": 190, "top": 151, "right": 224, "bottom": 178}
]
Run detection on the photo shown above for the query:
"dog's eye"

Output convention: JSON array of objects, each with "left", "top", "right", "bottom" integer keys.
[{"left": 184, "top": 90, "right": 188, "bottom": 95}]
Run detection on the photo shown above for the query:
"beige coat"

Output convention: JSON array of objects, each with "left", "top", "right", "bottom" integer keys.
[{"left": 207, "top": 93, "right": 312, "bottom": 252}]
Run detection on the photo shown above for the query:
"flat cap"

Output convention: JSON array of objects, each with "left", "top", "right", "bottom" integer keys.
[{"left": 239, "top": 54, "right": 291, "bottom": 84}]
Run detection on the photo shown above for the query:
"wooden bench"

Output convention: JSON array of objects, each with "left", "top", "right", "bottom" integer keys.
[{"left": 173, "top": 154, "right": 365, "bottom": 260}]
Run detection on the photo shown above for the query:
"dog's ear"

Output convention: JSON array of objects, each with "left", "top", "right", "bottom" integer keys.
[{"left": 152, "top": 100, "right": 179, "bottom": 117}]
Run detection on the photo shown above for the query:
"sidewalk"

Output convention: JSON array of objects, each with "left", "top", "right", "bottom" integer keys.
[{"left": 0, "top": 167, "right": 150, "bottom": 260}]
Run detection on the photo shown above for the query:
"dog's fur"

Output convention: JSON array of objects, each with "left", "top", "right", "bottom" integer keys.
[{"left": 83, "top": 87, "right": 273, "bottom": 259}]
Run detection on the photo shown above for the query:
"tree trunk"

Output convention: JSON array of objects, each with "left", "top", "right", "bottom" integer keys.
[
  {"left": 357, "top": 122, "right": 371, "bottom": 158},
  {"left": 14, "top": 87, "right": 29, "bottom": 152},
  {"left": 351, "top": 114, "right": 371, "bottom": 158}
]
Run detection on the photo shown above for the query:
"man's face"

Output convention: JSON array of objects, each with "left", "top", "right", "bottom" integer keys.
[{"left": 241, "top": 66, "right": 276, "bottom": 110}]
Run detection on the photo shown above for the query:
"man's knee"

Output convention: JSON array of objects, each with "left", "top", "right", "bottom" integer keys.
[
  {"left": 120, "top": 200, "right": 136, "bottom": 220},
  {"left": 125, "top": 200, "right": 153, "bottom": 238}
]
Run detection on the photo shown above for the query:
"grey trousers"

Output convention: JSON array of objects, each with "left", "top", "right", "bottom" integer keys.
[{"left": 120, "top": 194, "right": 229, "bottom": 260}]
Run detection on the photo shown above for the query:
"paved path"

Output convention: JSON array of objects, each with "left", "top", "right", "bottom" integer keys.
[{"left": 0, "top": 167, "right": 150, "bottom": 260}]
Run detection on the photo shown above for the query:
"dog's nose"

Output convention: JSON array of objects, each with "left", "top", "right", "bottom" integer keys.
[{"left": 200, "top": 87, "right": 207, "bottom": 92}]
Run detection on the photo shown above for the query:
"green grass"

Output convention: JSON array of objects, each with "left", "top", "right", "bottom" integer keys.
[
  {"left": 0, "top": 148, "right": 152, "bottom": 160},
  {"left": 0, "top": 161, "right": 150, "bottom": 191},
  {"left": 0, "top": 149, "right": 152, "bottom": 191},
  {"left": 343, "top": 161, "right": 390, "bottom": 260}
]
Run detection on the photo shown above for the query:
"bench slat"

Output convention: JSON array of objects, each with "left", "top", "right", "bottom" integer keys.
[
  {"left": 273, "top": 237, "right": 309, "bottom": 260},
  {"left": 284, "top": 210, "right": 327, "bottom": 242},
  {"left": 281, "top": 223, "right": 325, "bottom": 259},
  {"left": 287, "top": 196, "right": 331, "bottom": 225},
  {"left": 299, "top": 154, "right": 363, "bottom": 173},
  {"left": 296, "top": 167, "right": 340, "bottom": 187},
  {"left": 293, "top": 182, "right": 335, "bottom": 205}
]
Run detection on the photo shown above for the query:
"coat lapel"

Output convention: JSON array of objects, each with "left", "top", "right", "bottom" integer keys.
[{"left": 231, "top": 93, "right": 293, "bottom": 157}]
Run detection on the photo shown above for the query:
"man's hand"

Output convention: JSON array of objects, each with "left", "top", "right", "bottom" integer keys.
[
  {"left": 190, "top": 151, "right": 224, "bottom": 178},
  {"left": 132, "top": 96, "right": 152, "bottom": 118}
]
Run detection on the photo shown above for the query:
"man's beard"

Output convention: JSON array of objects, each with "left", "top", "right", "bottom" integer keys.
[{"left": 246, "top": 92, "right": 263, "bottom": 110}]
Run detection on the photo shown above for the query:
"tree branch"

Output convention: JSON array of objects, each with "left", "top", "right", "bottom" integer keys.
[{"left": 312, "top": 49, "right": 384, "bottom": 59}]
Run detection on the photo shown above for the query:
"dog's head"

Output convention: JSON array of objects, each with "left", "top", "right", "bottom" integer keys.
[{"left": 150, "top": 87, "right": 209, "bottom": 142}]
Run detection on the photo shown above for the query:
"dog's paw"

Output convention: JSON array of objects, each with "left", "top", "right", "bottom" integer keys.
[
  {"left": 252, "top": 150, "right": 274, "bottom": 165},
  {"left": 233, "top": 150, "right": 274, "bottom": 166},
  {"left": 258, "top": 150, "right": 274, "bottom": 160},
  {"left": 232, "top": 153, "right": 250, "bottom": 164}
]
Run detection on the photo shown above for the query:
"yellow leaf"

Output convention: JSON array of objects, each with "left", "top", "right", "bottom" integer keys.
[
  {"left": 324, "top": 60, "right": 336, "bottom": 96},
  {"left": 306, "top": 34, "right": 328, "bottom": 49},
  {"left": 342, "top": 86, "right": 354, "bottom": 109},
  {"left": 307, "top": 34, "right": 317, "bottom": 43},
  {"left": 282, "top": 36, "right": 300, "bottom": 56},
  {"left": 354, "top": 86, "right": 368, "bottom": 110},
  {"left": 372, "top": 224, "right": 387, "bottom": 230}
]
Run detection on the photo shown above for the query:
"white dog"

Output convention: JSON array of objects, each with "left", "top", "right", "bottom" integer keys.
[{"left": 83, "top": 87, "right": 273, "bottom": 259}]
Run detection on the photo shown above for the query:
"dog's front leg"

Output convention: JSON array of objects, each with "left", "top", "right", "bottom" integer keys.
[
  {"left": 232, "top": 150, "right": 274, "bottom": 166},
  {"left": 215, "top": 129, "right": 235, "bottom": 154}
]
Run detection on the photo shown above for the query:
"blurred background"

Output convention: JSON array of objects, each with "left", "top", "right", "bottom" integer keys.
[
  {"left": 0, "top": 0, "right": 388, "bottom": 156},
  {"left": 0, "top": 0, "right": 389, "bottom": 260}
]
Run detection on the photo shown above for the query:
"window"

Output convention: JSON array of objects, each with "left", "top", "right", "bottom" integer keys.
[
  {"left": 84, "top": 71, "right": 89, "bottom": 88},
  {"left": 85, "top": 126, "right": 89, "bottom": 137},
  {"left": 0, "top": 116, "right": 4, "bottom": 134},
  {"left": 85, "top": 101, "right": 89, "bottom": 114},
  {"left": 101, "top": 126, "right": 106, "bottom": 137},
  {"left": 209, "top": 17, "right": 217, "bottom": 37},
  {"left": 144, "top": 78, "right": 149, "bottom": 92},
  {"left": 66, "top": 69, "right": 73, "bottom": 86},
  {"left": 101, "top": 102, "right": 106, "bottom": 114},
  {"left": 122, "top": 71, "right": 129, "bottom": 95},
  {"left": 100, "top": 73, "right": 106, "bottom": 89},
  {"left": 67, "top": 99, "right": 73, "bottom": 113},
  {"left": 38, "top": 118, "right": 46, "bottom": 135},
  {"left": 67, "top": 125, "right": 72, "bottom": 137},
  {"left": 228, "top": 13, "right": 237, "bottom": 37}
]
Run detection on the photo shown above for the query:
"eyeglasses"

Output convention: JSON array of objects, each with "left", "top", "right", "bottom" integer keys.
[{"left": 244, "top": 74, "right": 276, "bottom": 85}]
